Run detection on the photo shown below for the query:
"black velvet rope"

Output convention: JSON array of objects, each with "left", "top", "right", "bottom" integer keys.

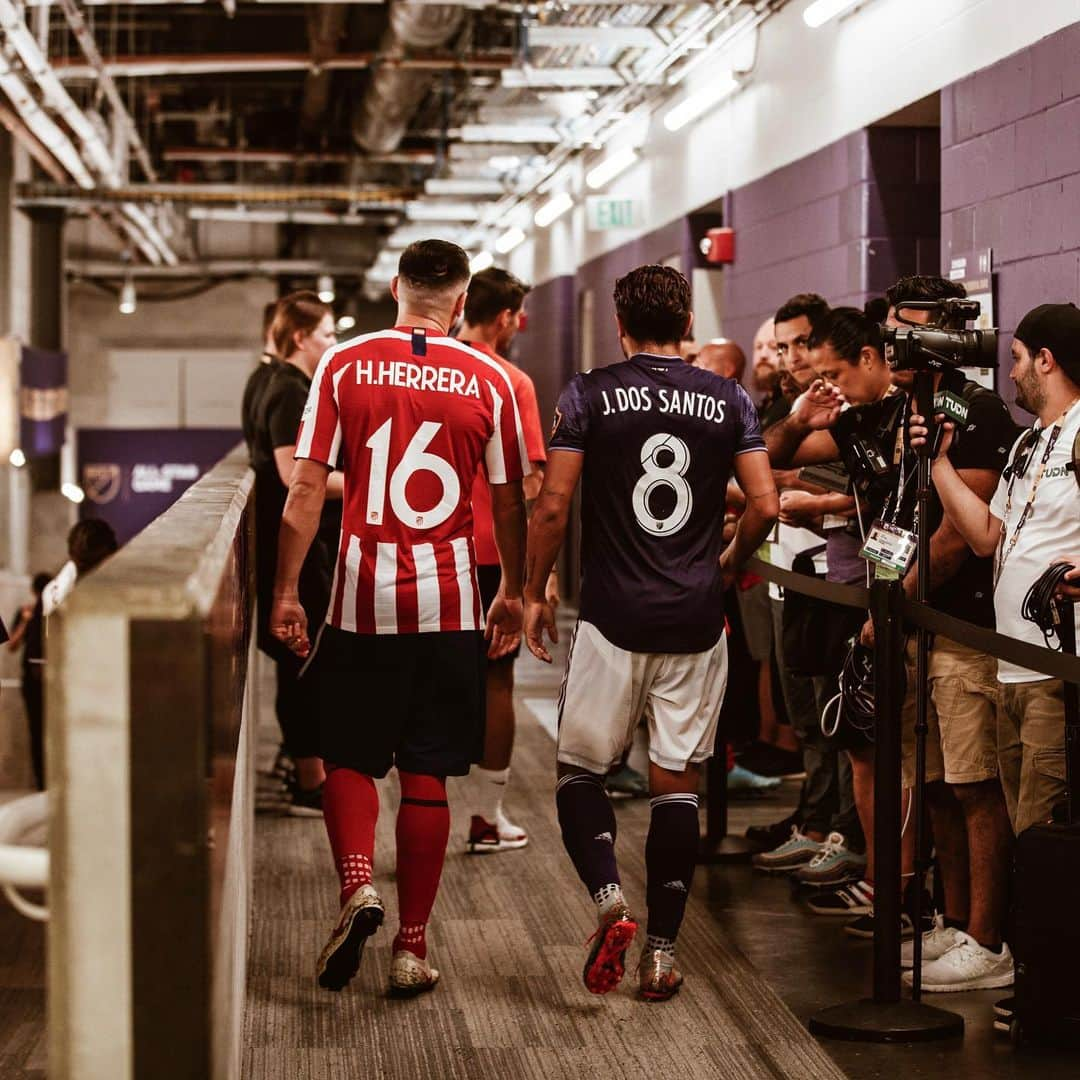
[{"left": 746, "top": 556, "right": 1080, "bottom": 684}]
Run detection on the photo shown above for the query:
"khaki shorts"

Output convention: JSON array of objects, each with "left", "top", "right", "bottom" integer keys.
[
  {"left": 997, "top": 678, "right": 1066, "bottom": 835},
  {"left": 901, "top": 636, "right": 999, "bottom": 787},
  {"left": 557, "top": 621, "right": 728, "bottom": 775}
]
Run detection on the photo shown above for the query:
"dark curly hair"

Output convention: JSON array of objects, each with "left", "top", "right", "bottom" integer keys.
[{"left": 613, "top": 264, "right": 692, "bottom": 346}]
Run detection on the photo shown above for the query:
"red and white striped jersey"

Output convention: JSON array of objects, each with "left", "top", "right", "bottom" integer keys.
[{"left": 295, "top": 326, "right": 528, "bottom": 635}]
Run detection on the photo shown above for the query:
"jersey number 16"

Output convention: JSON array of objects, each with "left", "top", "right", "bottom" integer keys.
[{"left": 365, "top": 417, "right": 459, "bottom": 530}]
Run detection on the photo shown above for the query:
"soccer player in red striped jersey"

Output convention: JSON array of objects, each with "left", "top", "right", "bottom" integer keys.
[
  {"left": 460, "top": 268, "right": 557, "bottom": 855},
  {"left": 270, "top": 239, "right": 528, "bottom": 997}
]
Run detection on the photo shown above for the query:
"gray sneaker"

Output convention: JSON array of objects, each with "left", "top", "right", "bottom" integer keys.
[
  {"left": 752, "top": 826, "right": 822, "bottom": 873},
  {"left": 792, "top": 832, "right": 867, "bottom": 887},
  {"left": 316, "top": 884, "right": 384, "bottom": 991},
  {"left": 389, "top": 950, "right": 440, "bottom": 997}
]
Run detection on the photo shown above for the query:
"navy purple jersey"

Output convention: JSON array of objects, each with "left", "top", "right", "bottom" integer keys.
[{"left": 550, "top": 353, "right": 766, "bottom": 653}]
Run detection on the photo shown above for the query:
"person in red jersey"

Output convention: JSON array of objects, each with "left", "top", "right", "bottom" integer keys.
[
  {"left": 270, "top": 239, "right": 528, "bottom": 997},
  {"left": 460, "top": 267, "right": 557, "bottom": 855}
]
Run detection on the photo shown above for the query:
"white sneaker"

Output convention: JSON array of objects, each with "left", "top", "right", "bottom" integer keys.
[
  {"left": 900, "top": 914, "right": 960, "bottom": 970},
  {"left": 495, "top": 808, "right": 528, "bottom": 848},
  {"left": 902, "top": 932, "right": 1014, "bottom": 992}
]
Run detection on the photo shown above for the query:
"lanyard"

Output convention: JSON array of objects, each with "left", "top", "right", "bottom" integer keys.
[{"left": 996, "top": 404, "right": 1074, "bottom": 580}]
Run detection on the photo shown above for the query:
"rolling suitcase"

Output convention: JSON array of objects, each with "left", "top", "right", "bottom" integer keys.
[{"left": 1007, "top": 603, "right": 1080, "bottom": 1046}]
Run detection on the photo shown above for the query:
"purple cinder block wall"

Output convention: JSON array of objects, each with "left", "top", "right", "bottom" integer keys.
[
  {"left": 941, "top": 22, "right": 1080, "bottom": 416},
  {"left": 511, "top": 274, "right": 575, "bottom": 435},
  {"left": 721, "top": 127, "right": 940, "bottom": 355},
  {"left": 574, "top": 217, "right": 694, "bottom": 369}
]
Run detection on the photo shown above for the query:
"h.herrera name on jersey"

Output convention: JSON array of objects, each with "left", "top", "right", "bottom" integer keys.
[
  {"left": 354, "top": 357, "right": 482, "bottom": 399},
  {"left": 599, "top": 385, "right": 728, "bottom": 424}
]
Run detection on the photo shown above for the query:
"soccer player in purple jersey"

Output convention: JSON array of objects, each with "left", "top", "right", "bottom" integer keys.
[{"left": 523, "top": 265, "right": 779, "bottom": 1001}]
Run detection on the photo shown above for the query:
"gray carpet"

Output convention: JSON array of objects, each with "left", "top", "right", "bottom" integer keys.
[{"left": 242, "top": 645, "right": 848, "bottom": 1080}]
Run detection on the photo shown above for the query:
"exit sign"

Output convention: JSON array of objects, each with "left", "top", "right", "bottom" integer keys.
[{"left": 586, "top": 196, "right": 644, "bottom": 231}]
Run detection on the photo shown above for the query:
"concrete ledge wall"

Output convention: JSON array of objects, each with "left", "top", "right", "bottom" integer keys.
[
  {"left": 47, "top": 447, "right": 255, "bottom": 1080},
  {"left": 941, "top": 22, "right": 1080, "bottom": 413}
]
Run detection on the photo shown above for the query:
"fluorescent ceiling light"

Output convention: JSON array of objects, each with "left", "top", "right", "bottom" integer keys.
[
  {"left": 495, "top": 227, "right": 526, "bottom": 255},
  {"left": 119, "top": 276, "right": 136, "bottom": 315},
  {"left": 336, "top": 315, "right": 357, "bottom": 333},
  {"left": 803, "top": 0, "right": 861, "bottom": 28},
  {"left": 8, "top": 448, "right": 25, "bottom": 468},
  {"left": 61, "top": 482, "right": 85, "bottom": 505},
  {"left": 527, "top": 25, "right": 659, "bottom": 49},
  {"left": 469, "top": 251, "right": 495, "bottom": 274},
  {"left": 487, "top": 155, "right": 522, "bottom": 172},
  {"left": 663, "top": 73, "right": 740, "bottom": 132},
  {"left": 586, "top": 146, "right": 639, "bottom": 190},
  {"left": 317, "top": 274, "right": 335, "bottom": 303},
  {"left": 502, "top": 66, "right": 625, "bottom": 90},
  {"left": 404, "top": 201, "right": 483, "bottom": 222},
  {"left": 534, "top": 192, "right": 574, "bottom": 229},
  {"left": 461, "top": 124, "right": 561, "bottom": 145},
  {"left": 424, "top": 178, "right": 505, "bottom": 197}
]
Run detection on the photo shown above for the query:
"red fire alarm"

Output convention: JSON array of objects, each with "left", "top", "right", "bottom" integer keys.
[{"left": 700, "top": 227, "right": 735, "bottom": 265}]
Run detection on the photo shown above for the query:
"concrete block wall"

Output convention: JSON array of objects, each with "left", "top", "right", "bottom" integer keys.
[
  {"left": 721, "top": 127, "right": 940, "bottom": 355},
  {"left": 941, "top": 21, "right": 1080, "bottom": 413}
]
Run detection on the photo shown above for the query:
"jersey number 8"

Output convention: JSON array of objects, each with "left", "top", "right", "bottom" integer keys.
[
  {"left": 632, "top": 433, "right": 693, "bottom": 537},
  {"left": 365, "top": 417, "right": 460, "bottom": 530}
]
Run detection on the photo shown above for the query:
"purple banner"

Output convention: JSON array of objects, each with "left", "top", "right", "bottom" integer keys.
[
  {"left": 20, "top": 346, "right": 68, "bottom": 457},
  {"left": 77, "top": 428, "right": 241, "bottom": 546}
]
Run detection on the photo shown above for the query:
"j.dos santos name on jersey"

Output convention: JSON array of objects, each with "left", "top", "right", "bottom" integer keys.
[{"left": 599, "top": 386, "right": 728, "bottom": 424}]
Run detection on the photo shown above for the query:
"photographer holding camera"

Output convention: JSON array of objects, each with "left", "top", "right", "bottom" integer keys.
[
  {"left": 880, "top": 278, "right": 1019, "bottom": 993},
  {"left": 913, "top": 303, "right": 1080, "bottom": 848}
]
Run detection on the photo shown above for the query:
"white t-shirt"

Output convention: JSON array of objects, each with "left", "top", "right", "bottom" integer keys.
[
  {"left": 990, "top": 405, "right": 1080, "bottom": 683},
  {"left": 766, "top": 524, "right": 828, "bottom": 601},
  {"left": 42, "top": 560, "right": 78, "bottom": 618}
]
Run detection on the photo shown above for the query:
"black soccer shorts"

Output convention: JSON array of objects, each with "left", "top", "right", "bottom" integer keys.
[{"left": 315, "top": 625, "right": 486, "bottom": 778}]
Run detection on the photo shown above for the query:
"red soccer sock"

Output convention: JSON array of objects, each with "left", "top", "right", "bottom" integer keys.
[
  {"left": 322, "top": 765, "right": 379, "bottom": 906},
  {"left": 393, "top": 771, "right": 450, "bottom": 960}
]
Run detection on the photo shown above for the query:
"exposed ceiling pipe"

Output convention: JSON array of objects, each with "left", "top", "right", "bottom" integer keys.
[
  {"left": 54, "top": 0, "right": 157, "bottom": 181},
  {"left": 162, "top": 147, "right": 439, "bottom": 166},
  {"left": 352, "top": 3, "right": 464, "bottom": 155},
  {"left": 67, "top": 258, "right": 381, "bottom": 279},
  {"left": 20, "top": 181, "right": 411, "bottom": 205},
  {"left": 300, "top": 6, "right": 349, "bottom": 134},
  {"left": 0, "top": 0, "right": 180, "bottom": 264},
  {"left": 51, "top": 50, "right": 514, "bottom": 81},
  {"left": 0, "top": 58, "right": 94, "bottom": 186}
]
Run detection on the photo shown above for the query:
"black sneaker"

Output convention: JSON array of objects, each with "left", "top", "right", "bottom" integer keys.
[
  {"left": 736, "top": 741, "right": 805, "bottom": 779},
  {"left": 288, "top": 782, "right": 324, "bottom": 817},
  {"left": 745, "top": 812, "right": 800, "bottom": 853}
]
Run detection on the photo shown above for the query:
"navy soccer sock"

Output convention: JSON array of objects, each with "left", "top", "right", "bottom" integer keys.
[
  {"left": 645, "top": 793, "right": 700, "bottom": 951},
  {"left": 556, "top": 772, "right": 622, "bottom": 908}
]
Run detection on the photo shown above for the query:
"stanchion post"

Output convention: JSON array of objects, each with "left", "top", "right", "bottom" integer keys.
[
  {"left": 699, "top": 752, "right": 755, "bottom": 864},
  {"left": 807, "top": 573, "right": 963, "bottom": 1042},
  {"left": 870, "top": 577, "right": 904, "bottom": 1003}
]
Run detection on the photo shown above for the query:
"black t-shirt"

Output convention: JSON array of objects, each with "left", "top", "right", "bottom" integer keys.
[
  {"left": 250, "top": 361, "right": 341, "bottom": 644},
  {"left": 241, "top": 356, "right": 278, "bottom": 458},
  {"left": 838, "top": 376, "right": 1017, "bottom": 628}
]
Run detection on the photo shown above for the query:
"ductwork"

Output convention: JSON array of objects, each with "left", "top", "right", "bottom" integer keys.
[
  {"left": 352, "top": 2, "right": 463, "bottom": 155},
  {"left": 301, "top": 5, "right": 349, "bottom": 134}
]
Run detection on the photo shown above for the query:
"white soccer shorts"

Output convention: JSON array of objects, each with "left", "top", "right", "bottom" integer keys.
[{"left": 556, "top": 620, "right": 729, "bottom": 775}]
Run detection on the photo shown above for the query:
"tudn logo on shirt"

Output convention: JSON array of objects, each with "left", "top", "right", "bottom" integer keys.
[
  {"left": 663, "top": 880, "right": 688, "bottom": 892},
  {"left": 594, "top": 831, "right": 614, "bottom": 843}
]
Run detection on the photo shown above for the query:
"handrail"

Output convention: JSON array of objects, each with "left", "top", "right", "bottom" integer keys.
[
  {"left": 0, "top": 793, "right": 48, "bottom": 921},
  {"left": 748, "top": 556, "right": 1080, "bottom": 683}
]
